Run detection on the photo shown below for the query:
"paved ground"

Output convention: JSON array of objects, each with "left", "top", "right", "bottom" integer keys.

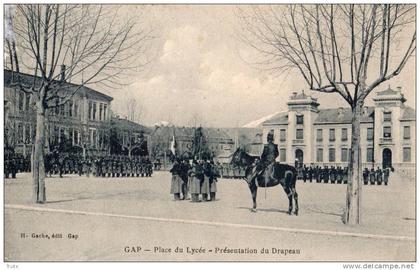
[{"left": 4, "top": 171, "right": 416, "bottom": 261}]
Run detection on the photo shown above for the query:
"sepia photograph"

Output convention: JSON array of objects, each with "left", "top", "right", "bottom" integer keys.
[{"left": 2, "top": 2, "right": 417, "bottom": 263}]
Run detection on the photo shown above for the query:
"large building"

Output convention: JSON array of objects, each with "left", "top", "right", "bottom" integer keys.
[
  {"left": 4, "top": 69, "right": 113, "bottom": 157},
  {"left": 261, "top": 86, "right": 415, "bottom": 176}
]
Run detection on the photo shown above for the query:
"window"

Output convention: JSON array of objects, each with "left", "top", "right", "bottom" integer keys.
[
  {"left": 280, "top": 129, "right": 286, "bottom": 142},
  {"left": 103, "top": 104, "right": 108, "bottom": 120},
  {"left": 93, "top": 102, "right": 97, "bottom": 121},
  {"left": 383, "top": 111, "right": 392, "bottom": 122},
  {"left": 74, "top": 103, "right": 79, "bottom": 119},
  {"left": 88, "top": 101, "right": 93, "bottom": 120},
  {"left": 329, "top": 129, "right": 335, "bottom": 142},
  {"left": 68, "top": 100, "right": 73, "bottom": 117},
  {"left": 279, "top": 148, "right": 286, "bottom": 162},
  {"left": 59, "top": 128, "right": 66, "bottom": 143},
  {"left": 404, "top": 126, "right": 410, "bottom": 139},
  {"left": 25, "top": 94, "right": 31, "bottom": 111},
  {"left": 341, "top": 128, "right": 348, "bottom": 142},
  {"left": 17, "top": 123, "right": 24, "bottom": 143},
  {"left": 341, "top": 148, "right": 348, "bottom": 162},
  {"left": 383, "top": 126, "right": 392, "bottom": 138},
  {"left": 316, "top": 129, "right": 323, "bottom": 142},
  {"left": 296, "top": 129, "right": 303, "bottom": 140},
  {"left": 60, "top": 103, "right": 65, "bottom": 116},
  {"left": 296, "top": 115, "right": 304, "bottom": 125},
  {"left": 73, "top": 130, "right": 80, "bottom": 145},
  {"left": 18, "top": 92, "right": 24, "bottom": 111},
  {"left": 367, "top": 128, "right": 374, "bottom": 141},
  {"left": 329, "top": 148, "right": 336, "bottom": 162},
  {"left": 316, "top": 148, "right": 323, "bottom": 162},
  {"left": 366, "top": 148, "right": 374, "bottom": 162},
  {"left": 403, "top": 147, "right": 411, "bottom": 162},
  {"left": 25, "top": 123, "right": 31, "bottom": 144},
  {"left": 99, "top": 104, "right": 103, "bottom": 121}
]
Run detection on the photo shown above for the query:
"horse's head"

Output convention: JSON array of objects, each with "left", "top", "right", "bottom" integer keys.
[{"left": 231, "top": 146, "right": 251, "bottom": 168}]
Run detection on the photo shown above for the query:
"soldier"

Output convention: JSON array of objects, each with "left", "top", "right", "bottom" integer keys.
[
  {"left": 202, "top": 160, "right": 212, "bottom": 201},
  {"left": 376, "top": 167, "right": 383, "bottom": 185},
  {"left": 189, "top": 160, "right": 203, "bottom": 202},
  {"left": 363, "top": 168, "right": 369, "bottom": 185},
  {"left": 330, "top": 166, "right": 337, "bottom": 184},
  {"left": 369, "top": 167, "right": 376, "bottom": 185},
  {"left": 383, "top": 167, "right": 390, "bottom": 185},
  {"left": 323, "top": 166, "right": 329, "bottom": 183},
  {"left": 170, "top": 158, "right": 183, "bottom": 200},
  {"left": 302, "top": 165, "right": 307, "bottom": 183},
  {"left": 250, "top": 132, "right": 279, "bottom": 181},
  {"left": 343, "top": 167, "right": 348, "bottom": 184},
  {"left": 180, "top": 158, "right": 190, "bottom": 200},
  {"left": 209, "top": 160, "right": 219, "bottom": 201}
]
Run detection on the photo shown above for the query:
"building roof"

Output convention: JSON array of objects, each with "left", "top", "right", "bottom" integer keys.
[
  {"left": 262, "top": 112, "right": 289, "bottom": 125},
  {"left": 401, "top": 106, "right": 415, "bottom": 120},
  {"left": 262, "top": 107, "right": 376, "bottom": 125},
  {"left": 111, "top": 117, "right": 152, "bottom": 134},
  {"left": 314, "top": 107, "right": 375, "bottom": 124},
  {"left": 377, "top": 86, "right": 400, "bottom": 96},
  {"left": 152, "top": 126, "right": 233, "bottom": 142},
  {"left": 4, "top": 69, "right": 113, "bottom": 102}
]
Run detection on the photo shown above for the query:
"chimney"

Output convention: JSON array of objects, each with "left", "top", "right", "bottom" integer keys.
[
  {"left": 60, "top": 65, "right": 66, "bottom": 82},
  {"left": 396, "top": 86, "right": 402, "bottom": 93},
  {"left": 363, "top": 106, "right": 369, "bottom": 116},
  {"left": 292, "top": 92, "right": 297, "bottom": 98},
  {"left": 338, "top": 107, "right": 344, "bottom": 116}
]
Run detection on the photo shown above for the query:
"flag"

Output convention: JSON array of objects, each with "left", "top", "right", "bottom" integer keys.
[{"left": 170, "top": 134, "right": 176, "bottom": 156}]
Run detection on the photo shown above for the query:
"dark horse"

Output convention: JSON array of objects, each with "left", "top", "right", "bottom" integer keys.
[{"left": 231, "top": 147, "right": 299, "bottom": 215}]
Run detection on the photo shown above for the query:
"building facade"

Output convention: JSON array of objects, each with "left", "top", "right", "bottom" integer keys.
[
  {"left": 4, "top": 69, "right": 113, "bottom": 157},
  {"left": 261, "top": 87, "right": 415, "bottom": 176}
]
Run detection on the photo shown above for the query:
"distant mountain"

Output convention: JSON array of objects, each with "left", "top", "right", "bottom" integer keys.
[{"left": 242, "top": 111, "right": 283, "bottom": 128}]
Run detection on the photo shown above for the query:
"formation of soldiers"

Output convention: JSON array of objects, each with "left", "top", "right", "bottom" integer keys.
[
  {"left": 298, "top": 165, "right": 349, "bottom": 184},
  {"left": 4, "top": 153, "right": 31, "bottom": 179},
  {"left": 170, "top": 158, "right": 220, "bottom": 202},
  {"left": 45, "top": 154, "right": 153, "bottom": 178},
  {"left": 298, "top": 165, "right": 392, "bottom": 185},
  {"left": 363, "top": 167, "right": 391, "bottom": 185}
]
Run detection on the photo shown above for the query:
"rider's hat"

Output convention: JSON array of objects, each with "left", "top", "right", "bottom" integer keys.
[{"left": 267, "top": 130, "right": 274, "bottom": 142}]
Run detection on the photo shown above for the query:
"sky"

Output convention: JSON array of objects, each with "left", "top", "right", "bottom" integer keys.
[{"left": 8, "top": 5, "right": 415, "bottom": 128}]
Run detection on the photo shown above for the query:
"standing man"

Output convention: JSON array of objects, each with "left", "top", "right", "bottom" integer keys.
[{"left": 170, "top": 158, "right": 182, "bottom": 200}]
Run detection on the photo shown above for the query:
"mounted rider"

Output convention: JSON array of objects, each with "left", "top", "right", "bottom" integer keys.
[{"left": 249, "top": 131, "right": 279, "bottom": 183}]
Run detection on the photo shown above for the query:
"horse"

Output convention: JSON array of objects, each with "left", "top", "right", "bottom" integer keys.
[{"left": 231, "top": 146, "right": 299, "bottom": 215}]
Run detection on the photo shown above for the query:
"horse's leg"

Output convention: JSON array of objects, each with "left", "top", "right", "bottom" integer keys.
[
  {"left": 292, "top": 187, "right": 299, "bottom": 216},
  {"left": 249, "top": 182, "right": 258, "bottom": 212},
  {"left": 283, "top": 186, "right": 293, "bottom": 215}
]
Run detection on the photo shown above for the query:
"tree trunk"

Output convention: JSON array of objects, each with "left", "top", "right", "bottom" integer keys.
[
  {"left": 32, "top": 103, "right": 47, "bottom": 203},
  {"left": 344, "top": 100, "right": 364, "bottom": 224}
]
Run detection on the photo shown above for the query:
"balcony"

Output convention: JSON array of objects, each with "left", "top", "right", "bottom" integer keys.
[
  {"left": 292, "top": 139, "right": 305, "bottom": 145},
  {"left": 379, "top": 137, "right": 393, "bottom": 145}
]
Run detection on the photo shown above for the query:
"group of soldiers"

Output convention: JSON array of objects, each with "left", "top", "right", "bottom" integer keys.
[
  {"left": 363, "top": 167, "right": 391, "bottom": 185},
  {"left": 170, "top": 158, "right": 220, "bottom": 202},
  {"left": 298, "top": 165, "right": 349, "bottom": 183},
  {"left": 45, "top": 154, "right": 153, "bottom": 178},
  {"left": 4, "top": 153, "right": 31, "bottom": 179},
  {"left": 297, "top": 165, "right": 391, "bottom": 185}
]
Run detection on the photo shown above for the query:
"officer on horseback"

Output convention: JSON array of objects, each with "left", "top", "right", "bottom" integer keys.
[{"left": 249, "top": 131, "right": 279, "bottom": 182}]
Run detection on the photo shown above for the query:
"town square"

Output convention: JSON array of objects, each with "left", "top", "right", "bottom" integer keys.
[{"left": 2, "top": 3, "right": 416, "bottom": 264}]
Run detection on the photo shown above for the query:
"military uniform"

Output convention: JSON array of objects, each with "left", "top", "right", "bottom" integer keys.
[
  {"left": 383, "top": 167, "right": 390, "bottom": 185},
  {"left": 170, "top": 160, "right": 183, "bottom": 200},
  {"left": 369, "top": 168, "right": 376, "bottom": 185},
  {"left": 189, "top": 161, "right": 203, "bottom": 202}
]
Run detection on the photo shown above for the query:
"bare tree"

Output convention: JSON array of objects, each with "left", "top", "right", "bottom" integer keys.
[
  {"left": 238, "top": 4, "right": 415, "bottom": 224},
  {"left": 5, "top": 4, "right": 153, "bottom": 203},
  {"left": 126, "top": 97, "right": 145, "bottom": 123}
]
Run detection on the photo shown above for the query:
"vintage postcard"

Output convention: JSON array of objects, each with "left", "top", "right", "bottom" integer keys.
[{"left": 3, "top": 3, "right": 416, "bottom": 263}]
